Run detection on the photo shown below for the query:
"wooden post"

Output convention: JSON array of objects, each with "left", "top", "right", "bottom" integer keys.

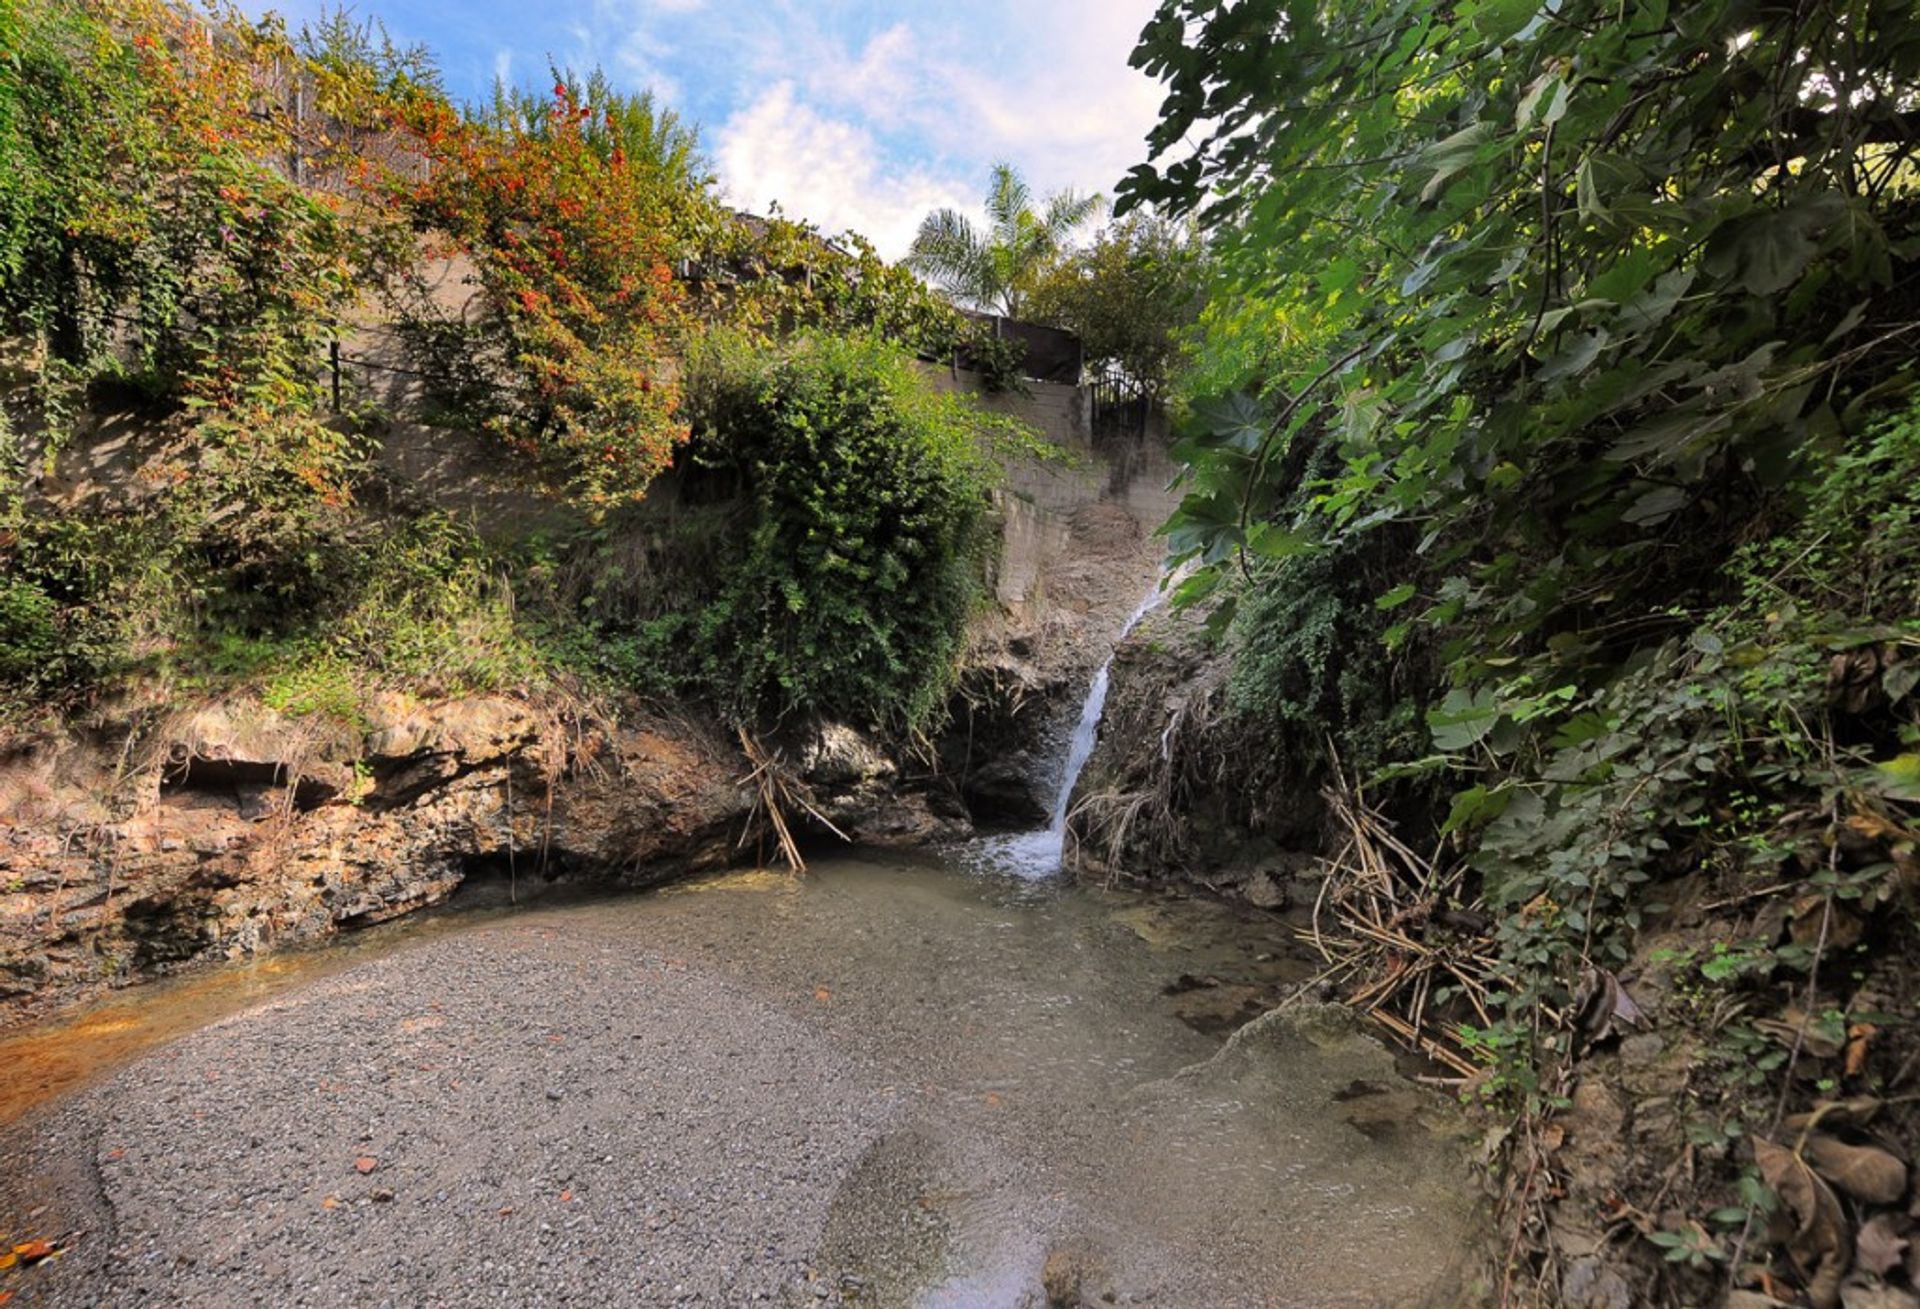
[{"left": 329, "top": 339, "right": 342, "bottom": 411}]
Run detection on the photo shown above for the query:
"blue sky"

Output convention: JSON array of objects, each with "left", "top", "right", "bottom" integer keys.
[{"left": 249, "top": 0, "right": 1166, "bottom": 257}]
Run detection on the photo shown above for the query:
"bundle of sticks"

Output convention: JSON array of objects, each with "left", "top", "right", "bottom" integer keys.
[
  {"left": 735, "top": 729, "right": 851, "bottom": 874},
  {"left": 1303, "top": 777, "right": 1498, "bottom": 1077}
]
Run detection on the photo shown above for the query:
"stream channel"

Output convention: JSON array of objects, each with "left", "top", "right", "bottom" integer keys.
[{"left": 1, "top": 653, "right": 1478, "bottom": 1308}]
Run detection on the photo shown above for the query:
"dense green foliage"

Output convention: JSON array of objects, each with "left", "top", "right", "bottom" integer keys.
[
  {"left": 1225, "top": 535, "right": 1428, "bottom": 793},
  {"left": 1120, "top": 0, "right": 1920, "bottom": 1285},
  {"left": 1025, "top": 213, "right": 1208, "bottom": 397},
  {"left": 686, "top": 212, "right": 968, "bottom": 365},
  {"left": 582, "top": 334, "right": 1018, "bottom": 732},
  {"left": 394, "top": 80, "right": 694, "bottom": 505},
  {"left": 477, "top": 66, "right": 704, "bottom": 190},
  {"left": 0, "top": 0, "right": 443, "bottom": 715},
  {"left": 1112, "top": 8, "right": 1920, "bottom": 1293},
  {"left": 0, "top": 0, "right": 1030, "bottom": 738}
]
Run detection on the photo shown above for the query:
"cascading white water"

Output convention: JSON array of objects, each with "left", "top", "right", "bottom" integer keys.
[
  {"left": 1047, "top": 586, "right": 1164, "bottom": 839},
  {"left": 967, "top": 582, "right": 1166, "bottom": 880}
]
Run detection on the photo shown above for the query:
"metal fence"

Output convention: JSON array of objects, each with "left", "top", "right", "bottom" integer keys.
[{"left": 1088, "top": 363, "right": 1152, "bottom": 439}]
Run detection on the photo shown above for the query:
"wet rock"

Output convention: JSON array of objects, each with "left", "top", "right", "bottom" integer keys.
[
  {"left": 1042, "top": 1248, "right": 1084, "bottom": 1306},
  {"left": 1040, "top": 1242, "right": 1109, "bottom": 1307},
  {"left": 783, "top": 722, "right": 965, "bottom": 849},
  {"left": 958, "top": 752, "right": 1049, "bottom": 826},
  {"left": 1164, "top": 977, "right": 1275, "bottom": 1037}
]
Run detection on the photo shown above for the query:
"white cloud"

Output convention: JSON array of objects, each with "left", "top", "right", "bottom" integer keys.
[
  {"left": 714, "top": 84, "right": 974, "bottom": 259},
  {"left": 767, "top": 1, "right": 1164, "bottom": 203}
]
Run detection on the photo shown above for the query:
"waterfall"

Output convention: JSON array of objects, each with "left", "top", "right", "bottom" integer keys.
[
  {"left": 963, "top": 581, "right": 1167, "bottom": 880},
  {"left": 1047, "top": 587, "right": 1162, "bottom": 838}
]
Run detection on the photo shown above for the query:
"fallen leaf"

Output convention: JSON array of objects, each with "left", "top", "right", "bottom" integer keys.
[
  {"left": 1756, "top": 1008, "right": 1846, "bottom": 1060},
  {"left": 11, "top": 1241, "right": 55, "bottom": 1263},
  {"left": 984, "top": 1091, "right": 1003, "bottom": 1109},
  {"left": 813, "top": 987, "right": 831, "bottom": 1004},
  {"left": 1805, "top": 1134, "right": 1908, "bottom": 1206},
  {"left": 1791, "top": 897, "right": 1864, "bottom": 951},
  {"left": 353, "top": 1156, "right": 378, "bottom": 1175},
  {"left": 1847, "top": 1024, "right": 1879, "bottom": 1080},
  {"left": 0, "top": 1253, "right": 14, "bottom": 1271},
  {"left": 321, "top": 1195, "right": 341, "bottom": 1210},
  {"left": 1857, "top": 1213, "right": 1910, "bottom": 1276},
  {"left": 559, "top": 1190, "right": 573, "bottom": 1203},
  {"left": 0, "top": 1289, "right": 15, "bottom": 1306},
  {"left": 1838, "top": 1283, "right": 1920, "bottom": 1309},
  {"left": 1756, "top": 1137, "right": 1852, "bottom": 1309},
  {"left": 1847, "top": 811, "right": 1914, "bottom": 844}
]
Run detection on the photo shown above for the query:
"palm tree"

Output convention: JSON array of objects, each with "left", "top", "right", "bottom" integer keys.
[{"left": 906, "top": 163, "right": 1102, "bottom": 318}]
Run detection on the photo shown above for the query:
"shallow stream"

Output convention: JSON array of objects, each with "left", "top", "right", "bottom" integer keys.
[{"left": 0, "top": 848, "right": 1476, "bottom": 1307}]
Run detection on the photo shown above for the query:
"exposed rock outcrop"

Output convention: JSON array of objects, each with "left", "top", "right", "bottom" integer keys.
[
  {"left": 0, "top": 693, "right": 755, "bottom": 1024},
  {"left": 943, "top": 496, "right": 1175, "bottom": 828}
]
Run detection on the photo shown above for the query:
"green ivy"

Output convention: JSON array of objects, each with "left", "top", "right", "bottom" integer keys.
[
  {"left": 1120, "top": 0, "right": 1920, "bottom": 1114},
  {"left": 663, "top": 332, "right": 1030, "bottom": 732}
]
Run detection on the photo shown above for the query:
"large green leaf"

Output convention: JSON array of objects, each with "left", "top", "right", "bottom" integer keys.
[{"left": 1428, "top": 687, "right": 1500, "bottom": 752}]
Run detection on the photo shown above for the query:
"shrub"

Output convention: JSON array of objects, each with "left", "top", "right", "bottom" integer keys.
[
  {"left": 1226, "top": 535, "right": 1430, "bottom": 796},
  {"left": 673, "top": 332, "right": 1023, "bottom": 731},
  {"left": 393, "top": 82, "right": 692, "bottom": 507}
]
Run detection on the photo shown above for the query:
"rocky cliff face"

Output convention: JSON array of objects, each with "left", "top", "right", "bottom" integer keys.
[
  {"left": 0, "top": 690, "right": 996, "bottom": 1025},
  {"left": 0, "top": 694, "right": 757, "bottom": 1024},
  {"left": 0, "top": 404, "right": 1179, "bottom": 1025},
  {"left": 1057, "top": 604, "right": 1329, "bottom": 912}
]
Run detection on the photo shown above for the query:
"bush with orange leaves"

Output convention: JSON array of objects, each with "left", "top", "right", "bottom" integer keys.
[{"left": 390, "top": 83, "right": 694, "bottom": 507}]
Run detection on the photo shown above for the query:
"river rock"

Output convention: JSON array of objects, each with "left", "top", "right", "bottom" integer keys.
[
  {"left": 1243, "top": 869, "right": 1288, "bottom": 910},
  {"left": 796, "top": 722, "right": 896, "bottom": 788}
]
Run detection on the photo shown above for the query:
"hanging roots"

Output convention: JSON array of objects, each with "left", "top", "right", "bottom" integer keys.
[{"left": 734, "top": 729, "right": 854, "bottom": 874}]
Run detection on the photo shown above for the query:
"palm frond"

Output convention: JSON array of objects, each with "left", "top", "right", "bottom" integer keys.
[
  {"left": 1042, "top": 189, "right": 1104, "bottom": 244},
  {"left": 905, "top": 209, "right": 993, "bottom": 308},
  {"left": 985, "top": 162, "right": 1033, "bottom": 235}
]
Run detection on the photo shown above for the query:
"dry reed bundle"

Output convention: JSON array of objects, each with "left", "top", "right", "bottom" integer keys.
[{"left": 1303, "top": 773, "right": 1497, "bottom": 1077}]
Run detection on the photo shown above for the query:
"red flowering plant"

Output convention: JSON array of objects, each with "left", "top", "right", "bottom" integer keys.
[{"left": 390, "top": 81, "right": 693, "bottom": 506}]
